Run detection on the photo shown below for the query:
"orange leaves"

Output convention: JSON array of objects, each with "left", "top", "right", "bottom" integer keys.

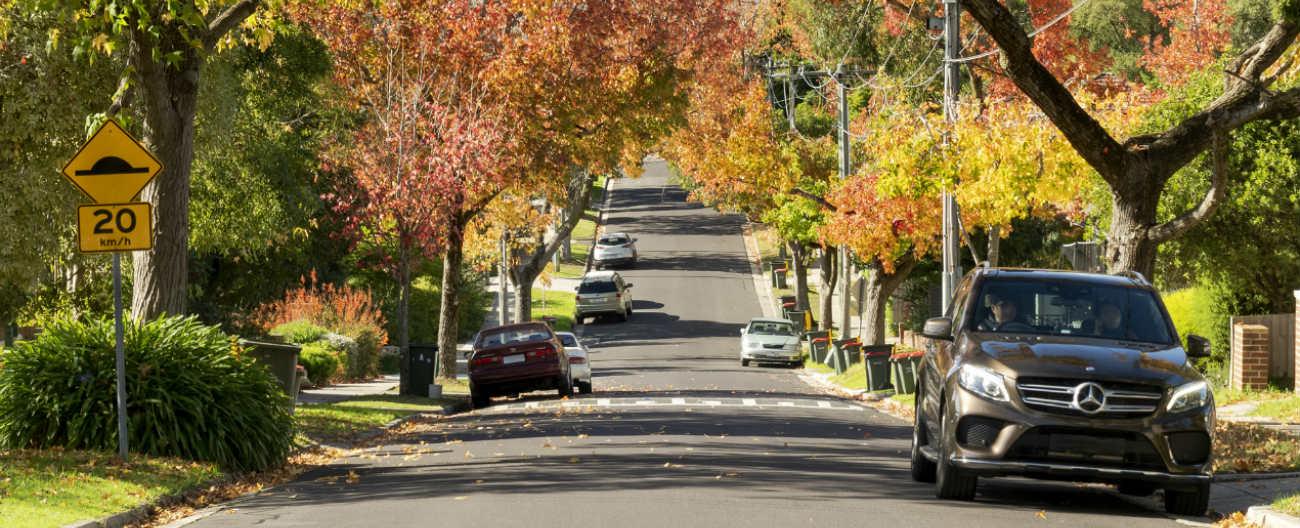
[
  {"left": 821, "top": 173, "right": 942, "bottom": 272},
  {"left": 1140, "top": 0, "right": 1233, "bottom": 89}
]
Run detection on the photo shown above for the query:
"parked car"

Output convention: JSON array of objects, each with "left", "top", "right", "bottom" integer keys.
[
  {"left": 910, "top": 268, "right": 1214, "bottom": 516},
  {"left": 739, "top": 317, "right": 802, "bottom": 367},
  {"left": 574, "top": 270, "right": 633, "bottom": 324},
  {"left": 556, "top": 331, "right": 592, "bottom": 394},
  {"left": 468, "top": 322, "right": 572, "bottom": 408},
  {"left": 592, "top": 232, "right": 637, "bottom": 268}
]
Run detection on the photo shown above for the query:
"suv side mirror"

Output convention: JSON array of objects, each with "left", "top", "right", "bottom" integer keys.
[
  {"left": 1186, "top": 334, "right": 1211, "bottom": 358},
  {"left": 923, "top": 317, "right": 953, "bottom": 340}
]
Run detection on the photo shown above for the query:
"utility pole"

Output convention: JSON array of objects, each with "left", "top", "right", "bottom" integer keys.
[
  {"left": 940, "top": 0, "right": 963, "bottom": 316},
  {"left": 498, "top": 234, "right": 509, "bottom": 326},
  {"left": 836, "top": 70, "right": 854, "bottom": 338},
  {"left": 786, "top": 71, "right": 797, "bottom": 131}
]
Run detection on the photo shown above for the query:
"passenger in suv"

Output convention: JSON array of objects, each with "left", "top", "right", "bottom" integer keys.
[{"left": 911, "top": 268, "right": 1214, "bottom": 516}]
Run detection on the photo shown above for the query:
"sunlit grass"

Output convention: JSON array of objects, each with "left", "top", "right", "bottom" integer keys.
[
  {"left": 0, "top": 449, "right": 220, "bottom": 528},
  {"left": 296, "top": 395, "right": 453, "bottom": 445}
]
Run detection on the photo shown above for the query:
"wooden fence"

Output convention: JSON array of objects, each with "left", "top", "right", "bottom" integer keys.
[{"left": 1231, "top": 314, "right": 1295, "bottom": 379}]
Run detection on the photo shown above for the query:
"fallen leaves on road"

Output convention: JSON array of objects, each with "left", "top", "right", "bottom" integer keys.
[
  {"left": 1214, "top": 422, "right": 1300, "bottom": 473},
  {"left": 1213, "top": 512, "right": 1261, "bottom": 527},
  {"left": 1035, "top": 510, "right": 1046, "bottom": 520},
  {"left": 568, "top": 457, "right": 581, "bottom": 463},
  {"left": 345, "top": 471, "right": 360, "bottom": 485},
  {"left": 453, "top": 496, "right": 469, "bottom": 501}
]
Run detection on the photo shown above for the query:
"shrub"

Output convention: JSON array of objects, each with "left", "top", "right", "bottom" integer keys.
[
  {"left": 299, "top": 341, "right": 342, "bottom": 386},
  {"left": 254, "top": 273, "right": 388, "bottom": 380},
  {"left": 270, "top": 319, "right": 329, "bottom": 344},
  {"left": 379, "top": 346, "right": 401, "bottom": 374},
  {"left": 0, "top": 316, "right": 294, "bottom": 472}
]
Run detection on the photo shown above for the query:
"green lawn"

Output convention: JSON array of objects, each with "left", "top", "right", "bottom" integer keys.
[
  {"left": 1251, "top": 395, "right": 1300, "bottom": 423},
  {"left": 531, "top": 287, "right": 576, "bottom": 331},
  {"left": 1275, "top": 491, "right": 1300, "bottom": 516},
  {"left": 295, "top": 395, "right": 455, "bottom": 445},
  {"left": 0, "top": 449, "right": 220, "bottom": 528}
]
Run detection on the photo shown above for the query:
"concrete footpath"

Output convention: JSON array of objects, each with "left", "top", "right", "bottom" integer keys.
[{"left": 298, "top": 374, "right": 398, "bottom": 404}]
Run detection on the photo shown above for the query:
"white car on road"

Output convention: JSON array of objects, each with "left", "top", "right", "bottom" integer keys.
[
  {"left": 556, "top": 331, "right": 592, "bottom": 394},
  {"left": 592, "top": 232, "right": 638, "bottom": 268},
  {"left": 739, "top": 318, "right": 802, "bottom": 367}
]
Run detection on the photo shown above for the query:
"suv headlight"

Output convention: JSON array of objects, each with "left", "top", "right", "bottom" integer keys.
[
  {"left": 1167, "top": 381, "right": 1210, "bottom": 414},
  {"left": 958, "top": 364, "right": 1009, "bottom": 402}
]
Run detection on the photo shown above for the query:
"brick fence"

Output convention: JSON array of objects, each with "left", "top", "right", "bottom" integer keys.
[{"left": 1232, "top": 323, "right": 1271, "bottom": 391}]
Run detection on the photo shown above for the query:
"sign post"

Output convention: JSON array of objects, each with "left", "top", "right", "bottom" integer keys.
[{"left": 60, "top": 120, "right": 162, "bottom": 461}]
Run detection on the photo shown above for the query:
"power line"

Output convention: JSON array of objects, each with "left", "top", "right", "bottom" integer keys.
[{"left": 946, "top": 0, "right": 1093, "bottom": 63}]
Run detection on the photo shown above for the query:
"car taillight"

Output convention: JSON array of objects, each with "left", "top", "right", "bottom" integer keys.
[
  {"left": 569, "top": 356, "right": 586, "bottom": 364},
  {"left": 527, "top": 345, "right": 557, "bottom": 360},
  {"left": 471, "top": 355, "right": 500, "bottom": 367}
]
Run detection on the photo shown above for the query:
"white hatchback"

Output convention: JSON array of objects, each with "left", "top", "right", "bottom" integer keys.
[{"left": 556, "top": 331, "right": 592, "bottom": 394}]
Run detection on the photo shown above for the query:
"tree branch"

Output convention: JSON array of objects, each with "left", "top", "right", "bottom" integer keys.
[
  {"left": 959, "top": 0, "right": 1128, "bottom": 182},
  {"left": 1146, "top": 133, "right": 1230, "bottom": 244},
  {"left": 788, "top": 187, "right": 837, "bottom": 211},
  {"left": 204, "top": 0, "right": 261, "bottom": 51}
]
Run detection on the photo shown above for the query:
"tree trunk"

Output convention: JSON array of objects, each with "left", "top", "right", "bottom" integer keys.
[
  {"left": 397, "top": 248, "right": 412, "bottom": 395},
  {"left": 131, "top": 59, "right": 200, "bottom": 319},
  {"left": 513, "top": 284, "right": 533, "bottom": 324},
  {"left": 818, "top": 246, "right": 837, "bottom": 331},
  {"left": 861, "top": 256, "right": 919, "bottom": 345},
  {"left": 1104, "top": 191, "right": 1161, "bottom": 277},
  {"left": 789, "top": 241, "right": 810, "bottom": 311},
  {"left": 986, "top": 225, "right": 1001, "bottom": 268},
  {"left": 437, "top": 224, "right": 466, "bottom": 379}
]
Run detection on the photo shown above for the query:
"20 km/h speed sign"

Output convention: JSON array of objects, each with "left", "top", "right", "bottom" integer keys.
[{"left": 77, "top": 203, "right": 153, "bottom": 253}]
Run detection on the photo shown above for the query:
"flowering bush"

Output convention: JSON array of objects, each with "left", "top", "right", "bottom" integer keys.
[{"left": 256, "top": 273, "right": 387, "bottom": 380}]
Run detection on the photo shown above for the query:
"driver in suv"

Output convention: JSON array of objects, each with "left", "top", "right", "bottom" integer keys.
[{"left": 910, "top": 268, "right": 1214, "bottom": 516}]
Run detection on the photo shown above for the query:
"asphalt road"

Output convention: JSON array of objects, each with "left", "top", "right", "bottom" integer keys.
[{"left": 188, "top": 158, "right": 1191, "bottom": 528}]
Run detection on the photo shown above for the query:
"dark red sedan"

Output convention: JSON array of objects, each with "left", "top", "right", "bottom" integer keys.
[{"left": 469, "top": 322, "right": 572, "bottom": 408}]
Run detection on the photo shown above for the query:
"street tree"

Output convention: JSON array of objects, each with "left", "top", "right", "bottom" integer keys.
[{"left": 958, "top": 0, "right": 1300, "bottom": 276}]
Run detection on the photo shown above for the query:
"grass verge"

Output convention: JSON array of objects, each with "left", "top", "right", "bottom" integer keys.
[
  {"left": 0, "top": 449, "right": 220, "bottom": 528},
  {"left": 1250, "top": 395, "right": 1300, "bottom": 423},
  {"left": 531, "top": 287, "right": 576, "bottom": 331},
  {"left": 1214, "top": 421, "right": 1300, "bottom": 473},
  {"left": 1274, "top": 491, "right": 1300, "bottom": 516},
  {"left": 295, "top": 394, "right": 456, "bottom": 446}
]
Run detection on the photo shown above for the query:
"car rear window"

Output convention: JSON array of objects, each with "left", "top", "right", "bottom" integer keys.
[
  {"left": 748, "top": 321, "right": 796, "bottom": 336},
  {"left": 578, "top": 280, "right": 618, "bottom": 294},
  {"left": 477, "top": 324, "right": 552, "bottom": 348},
  {"left": 598, "top": 235, "right": 629, "bottom": 246},
  {"left": 558, "top": 334, "right": 578, "bottom": 347},
  {"left": 967, "top": 279, "right": 1174, "bottom": 344}
]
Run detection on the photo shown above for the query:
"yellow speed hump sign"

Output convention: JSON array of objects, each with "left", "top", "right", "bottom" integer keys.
[
  {"left": 77, "top": 203, "right": 153, "bottom": 253},
  {"left": 61, "top": 120, "right": 162, "bottom": 204}
]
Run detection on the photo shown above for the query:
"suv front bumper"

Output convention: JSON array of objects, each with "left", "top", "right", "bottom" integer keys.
[{"left": 944, "top": 384, "right": 1213, "bottom": 490}]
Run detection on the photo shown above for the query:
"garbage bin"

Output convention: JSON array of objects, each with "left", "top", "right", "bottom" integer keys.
[
  {"left": 406, "top": 343, "right": 439, "bottom": 397},
  {"left": 785, "top": 310, "right": 805, "bottom": 331},
  {"left": 892, "top": 349, "right": 924, "bottom": 394},
  {"left": 862, "top": 344, "right": 894, "bottom": 391},
  {"left": 805, "top": 331, "right": 830, "bottom": 363},
  {"left": 240, "top": 339, "right": 302, "bottom": 407},
  {"left": 773, "top": 267, "right": 788, "bottom": 289},
  {"left": 829, "top": 338, "right": 860, "bottom": 374}
]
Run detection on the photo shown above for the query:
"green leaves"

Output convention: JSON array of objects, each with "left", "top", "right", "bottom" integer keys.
[{"left": 0, "top": 315, "right": 294, "bottom": 472}]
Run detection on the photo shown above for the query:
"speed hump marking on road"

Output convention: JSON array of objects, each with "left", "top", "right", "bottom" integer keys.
[
  {"left": 61, "top": 120, "right": 163, "bottom": 204},
  {"left": 77, "top": 203, "right": 153, "bottom": 253}
]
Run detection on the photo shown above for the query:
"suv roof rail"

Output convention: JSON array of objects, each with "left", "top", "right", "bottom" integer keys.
[{"left": 1112, "top": 270, "right": 1150, "bottom": 285}]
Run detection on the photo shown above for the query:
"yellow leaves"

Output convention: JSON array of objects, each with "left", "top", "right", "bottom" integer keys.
[
  {"left": 345, "top": 470, "right": 360, "bottom": 484},
  {"left": 1035, "top": 510, "right": 1047, "bottom": 520}
]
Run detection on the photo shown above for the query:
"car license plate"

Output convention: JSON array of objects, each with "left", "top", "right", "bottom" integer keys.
[
  {"left": 503, "top": 354, "right": 525, "bottom": 365},
  {"left": 1048, "top": 434, "right": 1124, "bottom": 458}
]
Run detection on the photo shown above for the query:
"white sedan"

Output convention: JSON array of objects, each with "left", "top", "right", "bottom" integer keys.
[{"left": 556, "top": 331, "right": 592, "bottom": 394}]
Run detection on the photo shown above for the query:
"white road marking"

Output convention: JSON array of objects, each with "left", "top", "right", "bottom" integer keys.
[
  {"left": 778, "top": 401, "right": 794, "bottom": 407},
  {"left": 703, "top": 400, "right": 722, "bottom": 406},
  {"left": 817, "top": 401, "right": 832, "bottom": 408},
  {"left": 671, "top": 398, "right": 686, "bottom": 405},
  {"left": 742, "top": 398, "right": 757, "bottom": 406},
  {"left": 598, "top": 398, "right": 611, "bottom": 406}
]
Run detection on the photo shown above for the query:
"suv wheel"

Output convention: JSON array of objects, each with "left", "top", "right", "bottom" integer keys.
[
  {"left": 741, "top": 358, "right": 750, "bottom": 367},
  {"left": 1164, "top": 483, "right": 1210, "bottom": 516},
  {"left": 935, "top": 400, "right": 977, "bottom": 500},
  {"left": 911, "top": 382, "right": 937, "bottom": 483}
]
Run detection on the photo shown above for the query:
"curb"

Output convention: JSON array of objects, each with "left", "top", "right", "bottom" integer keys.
[
  {"left": 741, "top": 223, "right": 780, "bottom": 319},
  {"left": 1249, "top": 506, "right": 1300, "bottom": 528},
  {"left": 73, "top": 399, "right": 474, "bottom": 528}
]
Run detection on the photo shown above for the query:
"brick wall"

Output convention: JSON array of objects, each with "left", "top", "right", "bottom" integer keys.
[{"left": 1232, "top": 322, "right": 1271, "bottom": 391}]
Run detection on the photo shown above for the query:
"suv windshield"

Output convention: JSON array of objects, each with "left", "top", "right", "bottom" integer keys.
[
  {"left": 477, "top": 324, "right": 552, "bottom": 348},
  {"left": 967, "top": 279, "right": 1174, "bottom": 344},
  {"left": 579, "top": 280, "right": 618, "bottom": 294},
  {"left": 748, "top": 321, "right": 797, "bottom": 336}
]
